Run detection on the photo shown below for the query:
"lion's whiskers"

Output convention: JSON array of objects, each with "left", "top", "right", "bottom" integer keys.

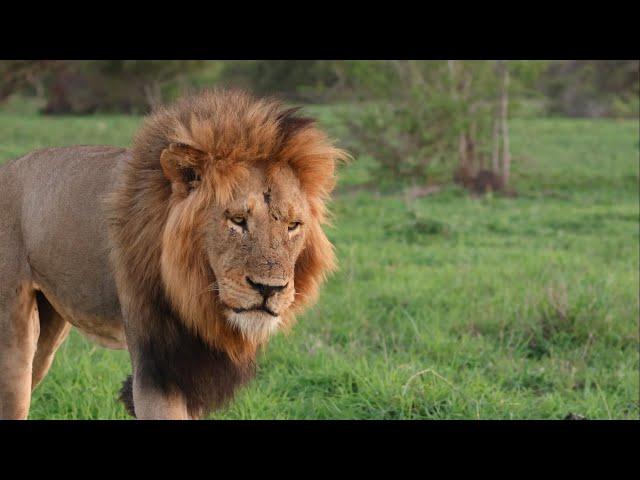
[{"left": 197, "top": 282, "right": 220, "bottom": 296}]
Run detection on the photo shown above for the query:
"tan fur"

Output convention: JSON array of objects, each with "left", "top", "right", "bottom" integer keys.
[
  {"left": 1, "top": 146, "right": 127, "bottom": 418},
  {"left": 0, "top": 284, "right": 39, "bottom": 419},
  {"left": 0, "top": 89, "right": 347, "bottom": 419}
]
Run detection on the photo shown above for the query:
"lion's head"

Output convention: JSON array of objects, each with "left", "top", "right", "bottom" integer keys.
[{"left": 113, "top": 89, "right": 347, "bottom": 363}]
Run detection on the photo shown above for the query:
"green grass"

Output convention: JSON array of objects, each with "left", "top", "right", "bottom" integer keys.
[{"left": 1, "top": 107, "right": 638, "bottom": 419}]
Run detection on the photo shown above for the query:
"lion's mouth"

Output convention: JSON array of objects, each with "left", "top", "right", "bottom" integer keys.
[{"left": 230, "top": 305, "right": 279, "bottom": 317}]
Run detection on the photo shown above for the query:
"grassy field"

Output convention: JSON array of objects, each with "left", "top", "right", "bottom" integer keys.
[{"left": 0, "top": 106, "right": 638, "bottom": 419}]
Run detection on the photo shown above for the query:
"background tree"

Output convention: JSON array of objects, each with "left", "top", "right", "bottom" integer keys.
[
  {"left": 345, "top": 61, "right": 524, "bottom": 193},
  {"left": 541, "top": 60, "right": 639, "bottom": 118},
  {"left": 0, "top": 60, "right": 215, "bottom": 114},
  {"left": 0, "top": 60, "right": 62, "bottom": 102}
]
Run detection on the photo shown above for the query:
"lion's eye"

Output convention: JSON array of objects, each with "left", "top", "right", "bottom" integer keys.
[
  {"left": 288, "top": 221, "right": 301, "bottom": 232},
  {"left": 230, "top": 216, "right": 247, "bottom": 229}
]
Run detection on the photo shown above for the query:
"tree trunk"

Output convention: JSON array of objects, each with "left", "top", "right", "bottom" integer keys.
[
  {"left": 458, "top": 132, "right": 468, "bottom": 167},
  {"left": 500, "top": 62, "right": 511, "bottom": 185},
  {"left": 448, "top": 61, "right": 467, "bottom": 168},
  {"left": 491, "top": 114, "right": 501, "bottom": 172},
  {"left": 468, "top": 115, "right": 477, "bottom": 169}
]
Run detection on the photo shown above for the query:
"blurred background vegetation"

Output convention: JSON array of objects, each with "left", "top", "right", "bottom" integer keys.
[
  {"left": 1, "top": 60, "right": 637, "bottom": 195},
  {"left": 2, "top": 60, "right": 637, "bottom": 117}
]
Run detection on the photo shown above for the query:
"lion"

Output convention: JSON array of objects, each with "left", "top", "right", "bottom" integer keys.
[{"left": 0, "top": 89, "right": 348, "bottom": 419}]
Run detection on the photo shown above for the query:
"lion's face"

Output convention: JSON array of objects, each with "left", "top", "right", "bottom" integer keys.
[
  {"left": 151, "top": 91, "right": 345, "bottom": 356},
  {"left": 204, "top": 164, "right": 308, "bottom": 341}
]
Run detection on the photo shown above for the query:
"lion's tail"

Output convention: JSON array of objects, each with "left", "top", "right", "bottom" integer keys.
[{"left": 118, "top": 375, "right": 136, "bottom": 418}]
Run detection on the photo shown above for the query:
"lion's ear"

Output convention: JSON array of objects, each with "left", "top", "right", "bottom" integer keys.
[{"left": 160, "top": 143, "right": 205, "bottom": 192}]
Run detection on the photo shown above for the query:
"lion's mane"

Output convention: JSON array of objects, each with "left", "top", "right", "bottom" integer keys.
[{"left": 105, "top": 89, "right": 347, "bottom": 416}]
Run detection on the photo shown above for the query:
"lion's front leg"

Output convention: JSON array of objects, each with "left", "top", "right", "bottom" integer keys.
[
  {"left": 0, "top": 283, "right": 39, "bottom": 420},
  {"left": 122, "top": 331, "right": 202, "bottom": 420},
  {"left": 118, "top": 301, "right": 252, "bottom": 420},
  {"left": 132, "top": 375, "right": 192, "bottom": 420}
]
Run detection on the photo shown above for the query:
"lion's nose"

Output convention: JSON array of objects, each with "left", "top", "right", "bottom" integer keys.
[{"left": 246, "top": 277, "right": 287, "bottom": 299}]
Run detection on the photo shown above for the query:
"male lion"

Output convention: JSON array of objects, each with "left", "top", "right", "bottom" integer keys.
[{"left": 0, "top": 89, "right": 347, "bottom": 419}]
